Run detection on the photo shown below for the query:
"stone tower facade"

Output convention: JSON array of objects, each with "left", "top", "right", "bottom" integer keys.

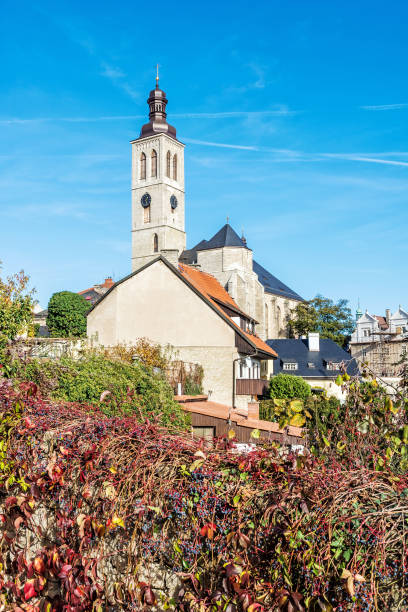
[{"left": 131, "top": 78, "right": 186, "bottom": 271}]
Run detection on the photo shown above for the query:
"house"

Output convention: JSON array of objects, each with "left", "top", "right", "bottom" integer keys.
[
  {"left": 130, "top": 76, "right": 303, "bottom": 342},
  {"left": 267, "top": 333, "right": 359, "bottom": 401},
  {"left": 33, "top": 277, "right": 115, "bottom": 336},
  {"left": 78, "top": 277, "right": 115, "bottom": 305},
  {"left": 350, "top": 307, "right": 408, "bottom": 386},
  {"left": 87, "top": 256, "right": 276, "bottom": 410}
]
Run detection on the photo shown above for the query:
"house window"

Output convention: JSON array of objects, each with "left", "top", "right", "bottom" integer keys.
[
  {"left": 239, "top": 362, "right": 244, "bottom": 378},
  {"left": 362, "top": 349, "right": 367, "bottom": 358},
  {"left": 173, "top": 154, "right": 177, "bottom": 180},
  {"left": 153, "top": 233, "right": 158, "bottom": 253},
  {"left": 151, "top": 149, "right": 157, "bottom": 178},
  {"left": 140, "top": 152, "right": 146, "bottom": 179},
  {"left": 143, "top": 204, "right": 150, "bottom": 223},
  {"left": 166, "top": 151, "right": 171, "bottom": 177},
  {"left": 326, "top": 362, "right": 341, "bottom": 371},
  {"left": 363, "top": 329, "right": 370, "bottom": 337},
  {"left": 307, "top": 362, "right": 315, "bottom": 368},
  {"left": 283, "top": 362, "right": 298, "bottom": 371}
]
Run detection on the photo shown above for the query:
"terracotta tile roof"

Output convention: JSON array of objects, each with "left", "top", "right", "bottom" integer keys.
[
  {"left": 178, "top": 264, "right": 277, "bottom": 358},
  {"left": 181, "top": 400, "right": 303, "bottom": 439},
  {"left": 375, "top": 316, "right": 388, "bottom": 330}
]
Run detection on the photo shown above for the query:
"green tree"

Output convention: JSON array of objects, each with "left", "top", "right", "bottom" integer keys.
[
  {"left": 269, "top": 373, "right": 311, "bottom": 400},
  {"left": 0, "top": 262, "right": 34, "bottom": 353},
  {"left": 288, "top": 295, "right": 353, "bottom": 348},
  {"left": 47, "top": 291, "right": 89, "bottom": 337}
]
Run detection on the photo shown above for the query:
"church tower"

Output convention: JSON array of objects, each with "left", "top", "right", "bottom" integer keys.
[{"left": 131, "top": 74, "right": 186, "bottom": 271}]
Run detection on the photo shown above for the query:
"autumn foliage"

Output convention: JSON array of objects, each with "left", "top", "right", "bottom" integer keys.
[{"left": 0, "top": 379, "right": 407, "bottom": 611}]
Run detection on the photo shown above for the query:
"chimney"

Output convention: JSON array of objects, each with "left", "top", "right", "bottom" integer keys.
[
  {"left": 385, "top": 309, "right": 391, "bottom": 326},
  {"left": 103, "top": 277, "right": 114, "bottom": 289},
  {"left": 308, "top": 332, "right": 320, "bottom": 352}
]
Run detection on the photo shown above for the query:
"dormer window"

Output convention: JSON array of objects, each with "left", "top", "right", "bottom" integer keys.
[
  {"left": 283, "top": 362, "right": 298, "bottom": 371},
  {"left": 326, "top": 362, "right": 341, "bottom": 371},
  {"left": 307, "top": 362, "right": 315, "bottom": 368}
]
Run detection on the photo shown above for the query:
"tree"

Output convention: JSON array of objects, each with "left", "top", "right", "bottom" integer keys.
[
  {"left": 288, "top": 295, "right": 354, "bottom": 348},
  {"left": 0, "top": 262, "right": 34, "bottom": 353},
  {"left": 47, "top": 291, "right": 89, "bottom": 338},
  {"left": 269, "top": 373, "right": 311, "bottom": 400}
]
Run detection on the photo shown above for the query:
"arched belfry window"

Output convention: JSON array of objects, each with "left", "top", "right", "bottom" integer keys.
[
  {"left": 166, "top": 151, "right": 171, "bottom": 178},
  {"left": 140, "top": 152, "right": 146, "bottom": 180},
  {"left": 153, "top": 233, "right": 158, "bottom": 253},
  {"left": 151, "top": 149, "right": 157, "bottom": 178},
  {"left": 173, "top": 154, "right": 177, "bottom": 180}
]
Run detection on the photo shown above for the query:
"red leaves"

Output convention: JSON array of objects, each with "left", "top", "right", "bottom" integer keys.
[
  {"left": 57, "top": 564, "right": 72, "bottom": 579},
  {"left": 200, "top": 522, "right": 217, "bottom": 539},
  {"left": 23, "top": 579, "right": 37, "bottom": 601},
  {"left": 140, "top": 583, "right": 156, "bottom": 606}
]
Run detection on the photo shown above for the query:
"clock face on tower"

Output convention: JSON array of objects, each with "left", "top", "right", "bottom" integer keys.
[
  {"left": 170, "top": 195, "right": 178, "bottom": 210},
  {"left": 141, "top": 192, "right": 151, "bottom": 208}
]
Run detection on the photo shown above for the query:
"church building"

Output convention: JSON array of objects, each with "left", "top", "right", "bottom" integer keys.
[
  {"left": 129, "top": 77, "right": 303, "bottom": 341},
  {"left": 88, "top": 77, "right": 304, "bottom": 408}
]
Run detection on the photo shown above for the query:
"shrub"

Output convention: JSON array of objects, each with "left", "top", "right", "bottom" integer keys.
[
  {"left": 47, "top": 291, "right": 89, "bottom": 337},
  {"left": 0, "top": 263, "right": 34, "bottom": 355},
  {"left": 0, "top": 381, "right": 407, "bottom": 610},
  {"left": 269, "top": 372, "right": 311, "bottom": 400},
  {"left": 17, "top": 354, "right": 189, "bottom": 430}
]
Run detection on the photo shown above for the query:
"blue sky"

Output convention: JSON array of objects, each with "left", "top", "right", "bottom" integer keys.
[{"left": 1, "top": 0, "right": 407, "bottom": 315}]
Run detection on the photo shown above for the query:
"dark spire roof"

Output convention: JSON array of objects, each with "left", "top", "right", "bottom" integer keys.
[
  {"left": 139, "top": 76, "right": 177, "bottom": 140},
  {"left": 253, "top": 260, "right": 303, "bottom": 301},
  {"left": 195, "top": 224, "right": 250, "bottom": 251}
]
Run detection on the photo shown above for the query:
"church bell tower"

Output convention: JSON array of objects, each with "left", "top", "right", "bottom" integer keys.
[{"left": 131, "top": 73, "right": 186, "bottom": 271}]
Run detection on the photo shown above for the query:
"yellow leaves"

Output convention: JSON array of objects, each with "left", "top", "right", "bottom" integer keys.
[
  {"left": 335, "top": 375, "right": 343, "bottom": 386},
  {"left": 385, "top": 397, "right": 398, "bottom": 414},
  {"left": 109, "top": 466, "right": 117, "bottom": 474},
  {"left": 289, "top": 399, "right": 303, "bottom": 413},
  {"left": 189, "top": 459, "right": 204, "bottom": 472},
  {"left": 111, "top": 515, "right": 125, "bottom": 529},
  {"left": 250, "top": 428, "right": 260, "bottom": 439},
  {"left": 227, "top": 429, "right": 236, "bottom": 440},
  {"left": 289, "top": 413, "right": 306, "bottom": 427},
  {"left": 194, "top": 450, "right": 207, "bottom": 460}
]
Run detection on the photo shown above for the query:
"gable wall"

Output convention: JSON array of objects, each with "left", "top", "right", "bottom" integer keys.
[{"left": 87, "top": 260, "right": 238, "bottom": 405}]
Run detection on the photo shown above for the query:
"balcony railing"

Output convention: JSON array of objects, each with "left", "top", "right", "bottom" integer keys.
[{"left": 236, "top": 378, "right": 269, "bottom": 396}]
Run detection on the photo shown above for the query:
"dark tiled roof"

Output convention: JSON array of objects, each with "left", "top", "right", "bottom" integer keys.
[
  {"left": 253, "top": 260, "right": 303, "bottom": 301},
  {"left": 267, "top": 338, "right": 359, "bottom": 378},
  {"left": 195, "top": 224, "right": 249, "bottom": 252}
]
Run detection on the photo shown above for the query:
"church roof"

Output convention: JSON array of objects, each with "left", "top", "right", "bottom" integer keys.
[
  {"left": 253, "top": 260, "right": 303, "bottom": 301},
  {"left": 195, "top": 224, "right": 249, "bottom": 251},
  {"left": 179, "top": 223, "right": 303, "bottom": 302}
]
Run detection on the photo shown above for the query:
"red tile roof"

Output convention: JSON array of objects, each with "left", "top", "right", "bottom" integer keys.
[
  {"left": 178, "top": 264, "right": 277, "bottom": 358},
  {"left": 375, "top": 316, "right": 388, "bottom": 330},
  {"left": 181, "top": 400, "right": 303, "bottom": 438}
]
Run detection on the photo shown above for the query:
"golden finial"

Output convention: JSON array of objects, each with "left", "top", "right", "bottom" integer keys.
[{"left": 156, "top": 63, "right": 159, "bottom": 87}]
